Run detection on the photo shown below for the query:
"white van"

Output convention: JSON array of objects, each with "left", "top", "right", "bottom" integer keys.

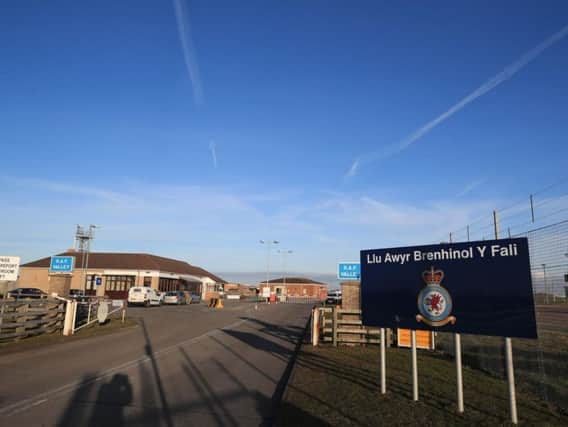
[{"left": 128, "top": 287, "right": 161, "bottom": 307}]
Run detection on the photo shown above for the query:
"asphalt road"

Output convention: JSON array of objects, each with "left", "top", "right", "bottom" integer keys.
[{"left": 0, "top": 301, "right": 313, "bottom": 427}]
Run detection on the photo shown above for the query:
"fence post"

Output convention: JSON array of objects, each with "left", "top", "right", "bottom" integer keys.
[
  {"left": 333, "top": 307, "right": 338, "bottom": 347},
  {"left": 0, "top": 303, "right": 4, "bottom": 332},
  {"left": 312, "top": 307, "right": 319, "bottom": 346},
  {"left": 63, "top": 301, "right": 77, "bottom": 336}
]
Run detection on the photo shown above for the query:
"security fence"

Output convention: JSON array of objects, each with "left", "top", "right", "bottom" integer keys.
[{"left": 438, "top": 188, "right": 568, "bottom": 413}]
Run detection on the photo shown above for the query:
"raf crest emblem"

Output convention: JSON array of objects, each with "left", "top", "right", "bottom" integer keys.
[{"left": 416, "top": 267, "right": 456, "bottom": 327}]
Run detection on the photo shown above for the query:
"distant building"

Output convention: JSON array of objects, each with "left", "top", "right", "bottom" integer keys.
[
  {"left": 19, "top": 251, "right": 225, "bottom": 300},
  {"left": 223, "top": 283, "right": 257, "bottom": 299},
  {"left": 259, "top": 277, "right": 327, "bottom": 301}
]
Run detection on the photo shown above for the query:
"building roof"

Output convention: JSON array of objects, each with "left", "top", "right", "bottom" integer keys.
[
  {"left": 262, "top": 277, "right": 327, "bottom": 285},
  {"left": 21, "top": 252, "right": 225, "bottom": 283}
]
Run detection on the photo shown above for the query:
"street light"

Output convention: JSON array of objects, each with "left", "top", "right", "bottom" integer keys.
[
  {"left": 260, "top": 240, "right": 279, "bottom": 298},
  {"left": 278, "top": 249, "right": 293, "bottom": 288}
]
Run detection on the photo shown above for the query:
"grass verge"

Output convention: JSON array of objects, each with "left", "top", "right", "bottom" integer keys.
[
  {"left": 0, "top": 317, "right": 138, "bottom": 355},
  {"left": 277, "top": 344, "right": 568, "bottom": 426}
]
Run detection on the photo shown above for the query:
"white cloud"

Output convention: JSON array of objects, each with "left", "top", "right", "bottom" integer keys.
[{"left": 1, "top": 176, "right": 551, "bottom": 273}]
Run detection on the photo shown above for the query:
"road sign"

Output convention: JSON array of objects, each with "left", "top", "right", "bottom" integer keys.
[
  {"left": 0, "top": 256, "right": 20, "bottom": 281},
  {"left": 361, "top": 238, "right": 537, "bottom": 338},
  {"left": 49, "top": 256, "right": 74, "bottom": 273},
  {"left": 338, "top": 262, "right": 360, "bottom": 280},
  {"left": 95, "top": 276, "right": 102, "bottom": 286}
]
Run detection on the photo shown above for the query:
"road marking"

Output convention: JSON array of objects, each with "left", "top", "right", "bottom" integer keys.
[{"left": 0, "top": 312, "right": 254, "bottom": 417}]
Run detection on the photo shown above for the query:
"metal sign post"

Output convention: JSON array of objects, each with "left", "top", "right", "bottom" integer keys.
[
  {"left": 494, "top": 209, "right": 518, "bottom": 425},
  {"left": 411, "top": 330, "right": 418, "bottom": 401},
  {"left": 455, "top": 333, "right": 464, "bottom": 413},
  {"left": 505, "top": 337, "right": 518, "bottom": 424},
  {"left": 380, "top": 327, "right": 386, "bottom": 394}
]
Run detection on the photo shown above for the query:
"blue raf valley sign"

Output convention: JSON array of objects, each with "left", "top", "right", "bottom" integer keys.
[
  {"left": 361, "top": 238, "right": 537, "bottom": 339},
  {"left": 49, "top": 256, "right": 74, "bottom": 273},
  {"left": 338, "top": 262, "right": 361, "bottom": 280}
]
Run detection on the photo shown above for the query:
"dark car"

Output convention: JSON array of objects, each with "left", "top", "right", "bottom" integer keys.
[
  {"left": 7, "top": 288, "right": 48, "bottom": 300},
  {"left": 69, "top": 289, "right": 86, "bottom": 299}
]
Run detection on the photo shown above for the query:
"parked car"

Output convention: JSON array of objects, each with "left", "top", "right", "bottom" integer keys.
[
  {"left": 189, "top": 293, "right": 201, "bottom": 304},
  {"left": 163, "top": 291, "right": 187, "bottom": 305},
  {"left": 155, "top": 291, "right": 165, "bottom": 304},
  {"left": 326, "top": 290, "right": 342, "bottom": 305},
  {"left": 69, "top": 289, "right": 86, "bottom": 299},
  {"left": 127, "top": 286, "right": 161, "bottom": 307},
  {"left": 7, "top": 288, "right": 48, "bottom": 300}
]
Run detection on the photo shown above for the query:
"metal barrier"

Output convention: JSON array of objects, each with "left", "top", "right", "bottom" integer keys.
[{"left": 72, "top": 299, "right": 126, "bottom": 334}]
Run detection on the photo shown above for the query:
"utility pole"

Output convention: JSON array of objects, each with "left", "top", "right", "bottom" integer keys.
[
  {"left": 260, "top": 240, "right": 279, "bottom": 298},
  {"left": 279, "top": 250, "right": 293, "bottom": 288},
  {"left": 542, "top": 264, "right": 548, "bottom": 305}
]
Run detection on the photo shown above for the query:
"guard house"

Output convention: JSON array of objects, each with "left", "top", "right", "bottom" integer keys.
[
  {"left": 259, "top": 277, "right": 328, "bottom": 301},
  {"left": 18, "top": 251, "right": 225, "bottom": 300}
]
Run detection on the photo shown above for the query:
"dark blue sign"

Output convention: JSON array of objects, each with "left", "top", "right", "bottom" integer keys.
[
  {"left": 95, "top": 277, "right": 102, "bottom": 286},
  {"left": 361, "top": 238, "right": 537, "bottom": 338},
  {"left": 49, "top": 256, "right": 74, "bottom": 273},
  {"left": 338, "top": 262, "right": 360, "bottom": 280}
]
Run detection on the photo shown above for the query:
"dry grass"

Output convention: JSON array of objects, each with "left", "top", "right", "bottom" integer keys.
[
  {"left": 277, "top": 344, "right": 568, "bottom": 426},
  {"left": 0, "top": 317, "right": 138, "bottom": 355}
]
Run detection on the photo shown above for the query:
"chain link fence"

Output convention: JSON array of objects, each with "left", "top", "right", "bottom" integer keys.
[{"left": 436, "top": 188, "right": 568, "bottom": 414}]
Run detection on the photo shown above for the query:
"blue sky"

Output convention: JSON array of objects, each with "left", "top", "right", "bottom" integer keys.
[{"left": 1, "top": 1, "right": 568, "bottom": 281}]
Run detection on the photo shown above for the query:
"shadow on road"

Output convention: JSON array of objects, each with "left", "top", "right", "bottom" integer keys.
[
  {"left": 88, "top": 374, "right": 133, "bottom": 426},
  {"left": 140, "top": 318, "right": 174, "bottom": 427},
  {"left": 57, "top": 373, "right": 132, "bottom": 427},
  {"left": 239, "top": 316, "right": 305, "bottom": 345},
  {"left": 57, "top": 374, "right": 98, "bottom": 427}
]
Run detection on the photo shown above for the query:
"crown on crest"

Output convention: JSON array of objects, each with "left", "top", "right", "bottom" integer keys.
[{"left": 422, "top": 266, "right": 444, "bottom": 285}]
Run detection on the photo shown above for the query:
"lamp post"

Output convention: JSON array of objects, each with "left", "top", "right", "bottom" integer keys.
[
  {"left": 278, "top": 250, "right": 293, "bottom": 288},
  {"left": 260, "top": 240, "right": 279, "bottom": 299}
]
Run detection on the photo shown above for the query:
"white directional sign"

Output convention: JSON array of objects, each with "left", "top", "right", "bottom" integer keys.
[{"left": 0, "top": 256, "right": 20, "bottom": 281}]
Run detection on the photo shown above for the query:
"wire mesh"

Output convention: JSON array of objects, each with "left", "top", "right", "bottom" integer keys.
[{"left": 436, "top": 190, "right": 568, "bottom": 413}]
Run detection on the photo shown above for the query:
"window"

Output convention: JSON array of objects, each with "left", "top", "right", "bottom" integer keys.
[
  {"left": 86, "top": 275, "right": 97, "bottom": 291},
  {"left": 105, "top": 275, "right": 135, "bottom": 292},
  {"left": 159, "top": 278, "right": 178, "bottom": 292},
  {"left": 143, "top": 276, "right": 152, "bottom": 287}
]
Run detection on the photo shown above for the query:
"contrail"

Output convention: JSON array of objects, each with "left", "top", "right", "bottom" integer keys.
[
  {"left": 209, "top": 141, "right": 217, "bottom": 168},
  {"left": 346, "top": 24, "right": 568, "bottom": 177},
  {"left": 172, "top": 0, "right": 203, "bottom": 105}
]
